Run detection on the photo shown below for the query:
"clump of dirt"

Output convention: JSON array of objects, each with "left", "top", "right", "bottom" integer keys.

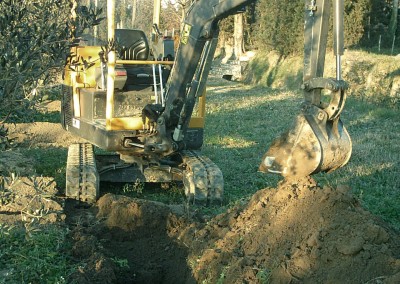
[
  {"left": 0, "top": 176, "right": 65, "bottom": 224},
  {"left": 67, "top": 178, "right": 400, "bottom": 284}
]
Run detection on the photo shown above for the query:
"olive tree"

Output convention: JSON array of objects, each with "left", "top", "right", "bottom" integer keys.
[{"left": 0, "top": 0, "right": 101, "bottom": 122}]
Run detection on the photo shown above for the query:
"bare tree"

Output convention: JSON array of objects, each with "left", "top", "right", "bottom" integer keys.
[
  {"left": 131, "top": 0, "right": 137, "bottom": 28},
  {"left": 160, "top": 1, "right": 182, "bottom": 33}
]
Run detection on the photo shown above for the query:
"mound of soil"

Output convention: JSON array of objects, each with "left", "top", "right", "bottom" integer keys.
[
  {"left": 0, "top": 176, "right": 65, "bottom": 224},
  {"left": 184, "top": 177, "right": 400, "bottom": 283},
  {"left": 6, "top": 121, "right": 84, "bottom": 148},
  {"left": 67, "top": 177, "right": 400, "bottom": 284}
]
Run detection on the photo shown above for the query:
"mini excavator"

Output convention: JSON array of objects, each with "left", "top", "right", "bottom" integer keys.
[{"left": 61, "top": 0, "right": 351, "bottom": 204}]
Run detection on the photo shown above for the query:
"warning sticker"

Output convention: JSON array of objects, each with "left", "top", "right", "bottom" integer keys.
[{"left": 181, "top": 24, "right": 192, "bottom": 45}]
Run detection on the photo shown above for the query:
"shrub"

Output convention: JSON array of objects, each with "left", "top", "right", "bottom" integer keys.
[
  {"left": 0, "top": 0, "right": 102, "bottom": 122},
  {"left": 252, "top": 0, "right": 373, "bottom": 56}
]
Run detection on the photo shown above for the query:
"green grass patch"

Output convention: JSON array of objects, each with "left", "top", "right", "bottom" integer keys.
[
  {"left": 0, "top": 224, "right": 72, "bottom": 283},
  {"left": 21, "top": 148, "right": 67, "bottom": 189},
  {"left": 3, "top": 104, "right": 61, "bottom": 124},
  {"left": 104, "top": 181, "right": 186, "bottom": 205},
  {"left": 314, "top": 96, "right": 400, "bottom": 229},
  {"left": 5, "top": 108, "right": 60, "bottom": 124},
  {"left": 245, "top": 52, "right": 303, "bottom": 89},
  {"left": 203, "top": 81, "right": 299, "bottom": 204}
]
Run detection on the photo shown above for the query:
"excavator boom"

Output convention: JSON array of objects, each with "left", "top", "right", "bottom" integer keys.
[{"left": 142, "top": 0, "right": 255, "bottom": 156}]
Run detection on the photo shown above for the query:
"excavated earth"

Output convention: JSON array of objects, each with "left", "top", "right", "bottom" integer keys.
[
  {"left": 64, "top": 178, "right": 400, "bottom": 284},
  {"left": 1, "top": 100, "right": 400, "bottom": 283}
]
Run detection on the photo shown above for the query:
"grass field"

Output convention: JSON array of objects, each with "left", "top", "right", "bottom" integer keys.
[{"left": 13, "top": 75, "right": 399, "bottom": 230}]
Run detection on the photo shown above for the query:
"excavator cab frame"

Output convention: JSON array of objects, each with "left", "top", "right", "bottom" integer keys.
[{"left": 62, "top": 0, "right": 252, "bottom": 204}]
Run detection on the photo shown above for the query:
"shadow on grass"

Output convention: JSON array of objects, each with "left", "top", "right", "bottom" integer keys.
[
  {"left": 1, "top": 85, "right": 62, "bottom": 124},
  {"left": 5, "top": 107, "right": 60, "bottom": 123},
  {"left": 243, "top": 53, "right": 303, "bottom": 90},
  {"left": 203, "top": 81, "right": 301, "bottom": 203}
]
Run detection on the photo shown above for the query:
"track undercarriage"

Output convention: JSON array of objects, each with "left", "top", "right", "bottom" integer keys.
[{"left": 65, "top": 143, "right": 223, "bottom": 204}]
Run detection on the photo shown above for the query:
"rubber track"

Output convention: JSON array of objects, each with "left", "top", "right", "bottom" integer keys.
[
  {"left": 182, "top": 150, "right": 223, "bottom": 203},
  {"left": 66, "top": 143, "right": 99, "bottom": 204}
]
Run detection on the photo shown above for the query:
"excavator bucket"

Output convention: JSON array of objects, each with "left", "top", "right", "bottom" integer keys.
[
  {"left": 260, "top": 0, "right": 352, "bottom": 178},
  {"left": 259, "top": 105, "right": 352, "bottom": 177}
]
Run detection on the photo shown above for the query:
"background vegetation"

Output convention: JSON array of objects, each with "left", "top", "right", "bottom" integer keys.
[
  {"left": 0, "top": 0, "right": 102, "bottom": 123},
  {"left": 251, "top": 0, "right": 399, "bottom": 54},
  {"left": 2, "top": 0, "right": 399, "bottom": 123}
]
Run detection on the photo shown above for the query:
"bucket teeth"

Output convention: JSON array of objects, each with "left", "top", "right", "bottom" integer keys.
[{"left": 66, "top": 143, "right": 99, "bottom": 204}]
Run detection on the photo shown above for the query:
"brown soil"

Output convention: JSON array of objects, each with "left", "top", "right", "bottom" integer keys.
[
  {"left": 66, "top": 195, "right": 193, "bottom": 284},
  {"left": 65, "top": 178, "right": 400, "bottom": 284},
  {"left": 6, "top": 121, "right": 84, "bottom": 148},
  {"left": 0, "top": 176, "right": 65, "bottom": 225}
]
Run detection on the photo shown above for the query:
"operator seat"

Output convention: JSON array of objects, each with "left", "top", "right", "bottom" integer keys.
[
  {"left": 115, "top": 29, "right": 150, "bottom": 60},
  {"left": 115, "top": 29, "right": 170, "bottom": 91}
]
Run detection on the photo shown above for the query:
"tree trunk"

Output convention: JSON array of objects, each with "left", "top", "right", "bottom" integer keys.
[
  {"left": 234, "top": 13, "right": 244, "bottom": 59},
  {"left": 120, "top": 0, "right": 126, "bottom": 28},
  {"left": 389, "top": 0, "right": 399, "bottom": 39},
  {"left": 153, "top": 0, "right": 161, "bottom": 28},
  {"left": 94, "top": 0, "right": 98, "bottom": 44},
  {"left": 131, "top": 0, "right": 137, "bottom": 28}
]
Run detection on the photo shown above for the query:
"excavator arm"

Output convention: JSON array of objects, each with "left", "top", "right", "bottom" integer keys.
[
  {"left": 144, "top": 0, "right": 351, "bottom": 180},
  {"left": 143, "top": 0, "right": 255, "bottom": 156},
  {"left": 259, "top": 0, "right": 352, "bottom": 177}
]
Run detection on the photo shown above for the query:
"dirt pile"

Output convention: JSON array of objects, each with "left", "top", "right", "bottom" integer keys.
[
  {"left": 183, "top": 177, "right": 400, "bottom": 283},
  {"left": 68, "top": 177, "right": 400, "bottom": 284},
  {"left": 0, "top": 176, "right": 65, "bottom": 224},
  {"left": 5, "top": 122, "right": 84, "bottom": 148}
]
